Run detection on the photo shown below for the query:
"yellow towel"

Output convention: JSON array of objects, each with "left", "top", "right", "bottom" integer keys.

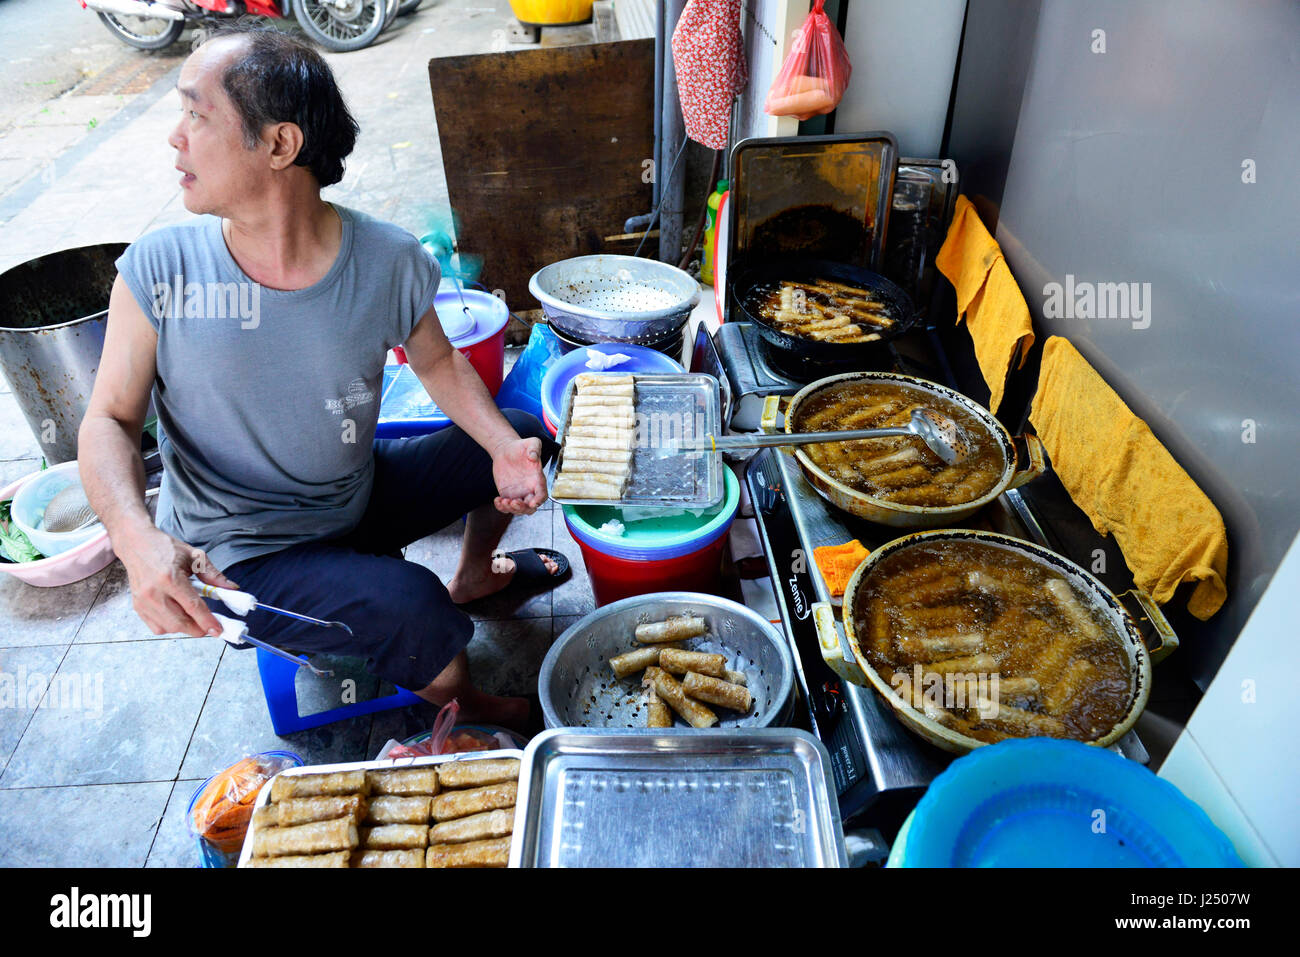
[
  {"left": 1029, "top": 337, "right": 1228, "bottom": 620},
  {"left": 936, "top": 195, "right": 1035, "bottom": 413}
]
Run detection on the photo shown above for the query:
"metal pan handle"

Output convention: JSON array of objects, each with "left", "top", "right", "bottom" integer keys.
[
  {"left": 759, "top": 394, "right": 802, "bottom": 456},
  {"left": 812, "top": 602, "right": 870, "bottom": 686},
  {"left": 1119, "top": 588, "right": 1180, "bottom": 663},
  {"left": 1007, "top": 432, "right": 1048, "bottom": 489}
]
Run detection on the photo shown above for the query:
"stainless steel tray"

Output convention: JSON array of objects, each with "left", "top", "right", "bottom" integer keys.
[
  {"left": 549, "top": 372, "right": 723, "bottom": 509},
  {"left": 510, "top": 729, "right": 847, "bottom": 868},
  {"left": 235, "top": 749, "right": 523, "bottom": 868}
]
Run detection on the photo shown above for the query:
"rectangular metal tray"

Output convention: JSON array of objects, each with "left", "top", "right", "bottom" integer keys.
[
  {"left": 235, "top": 748, "right": 524, "bottom": 868},
  {"left": 548, "top": 372, "right": 724, "bottom": 509},
  {"left": 510, "top": 729, "right": 847, "bottom": 868}
]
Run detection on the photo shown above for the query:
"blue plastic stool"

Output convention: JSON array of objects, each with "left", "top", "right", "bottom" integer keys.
[{"left": 255, "top": 647, "right": 423, "bottom": 735}]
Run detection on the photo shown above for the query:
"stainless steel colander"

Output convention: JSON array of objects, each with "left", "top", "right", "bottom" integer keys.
[
  {"left": 538, "top": 593, "right": 795, "bottom": 730},
  {"left": 529, "top": 255, "right": 701, "bottom": 344}
]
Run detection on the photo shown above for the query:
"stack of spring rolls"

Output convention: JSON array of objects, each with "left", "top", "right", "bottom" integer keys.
[
  {"left": 552, "top": 373, "right": 636, "bottom": 501},
  {"left": 607, "top": 614, "right": 754, "bottom": 728},
  {"left": 241, "top": 758, "right": 521, "bottom": 868}
]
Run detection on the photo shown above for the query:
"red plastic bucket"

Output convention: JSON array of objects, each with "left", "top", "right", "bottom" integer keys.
[
  {"left": 569, "top": 532, "right": 730, "bottom": 606},
  {"left": 391, "top": 289, "right": 509, "bottom": 396},
  {"left": 560, "top": 469, "right": 740, "bottom": 606}
]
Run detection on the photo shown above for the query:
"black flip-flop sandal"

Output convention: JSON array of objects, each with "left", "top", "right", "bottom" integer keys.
[{"left": 492, "top": 547, "right": 571, "bottom": 592}]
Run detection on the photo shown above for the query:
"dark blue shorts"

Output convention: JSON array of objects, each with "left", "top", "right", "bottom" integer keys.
[{"left": 214, "top": 409, "right": 556, "bottom": 691}]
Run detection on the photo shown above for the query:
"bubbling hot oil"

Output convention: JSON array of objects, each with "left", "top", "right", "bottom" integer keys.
[
  {"left": 793, "top": 381, "right": 1004, "bottom": 507},
  {"left": 852, "top": 541, "right": 1133, "bottom": 744}
]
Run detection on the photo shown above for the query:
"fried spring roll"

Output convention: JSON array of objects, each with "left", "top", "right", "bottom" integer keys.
[
  {"left": 635, "top": 614, "right": 707, "bottom": 643},
  {"left": 553, "top": 445, "right": 632, "bottom": 462},
  {"left": 564, "top": 426, "right": 635, "bottom": 445},
  {"left": 898, "top": 631, "right": 986, "bottom": 660},
  {"left": 270, "top": 769, "right": 368, "bottom": 803},
  {"left": 559, "top": 457, "right": 630, "bottom": 476},
  {"left": 574, "top": 372, "right": 634, "bottom": 388},
  {"left": 965, "top": 571, "right": 1041, "bottom": 605},
  {"left": 426, "top": 836, "right": 511, "bottom": 868},
  {"left": 553, "top": 478, "right": 622, "bottom": 500},
  {"left": 366, "top": 766, "right": 440, "bottom": 796},
  {"left": 868, "top": 600, "right": 892, "bottom": 656},
  {"left": 436, "top": 758, "right": 521, "bottom": 790},
  {"left": 869, "top": 463, "right": 931, "bottom": 490},
  {"left": 902, "top": 604, "right": 973, "bottom": 629},
  {"left": 896, "top": 573, "right": 968, "bottom": 607},
  {"left": 651, "top": 670, "right": 718, "bottom": 728},
  {"left": 681, "top": 671, "right": 752, "bottom": 713},
  {"left": 572, "top": 395, "right": 635, "bottom": 409},
  {"left": 245, "top": 851, "right": 350, "bottom": 868},
  {"left": 366, "top": 795, "right": 432, "bottom": 825},
  {"left": 723, "top": 669, "right": 748, "bottom": 687},
  {"left": 251, "top": 805, "right": 279, "bottom": 829},
  {"left": 1044, "top": 659, "right": 1097, "bottom": 715},
  {"left": 361, "top": 824, "right": 429, "bottom": 849},
  {"left": 253, "top": 818, "right": 358, "bottom": 858},
  {"left": 857, "top": 446, "right": 924, "bottom": 474},
  {"left": 892, "top": 673, "right": 961, "bottom": 727},
  {"left": 576, "top": 384, "right": 635, "bottom": 398},
  {"left": 277, "top": 794, "right": 367, "bottom": 827},
  {"left": 429, "top": 808, "right": 515, "bottom": 845},
  {"left": 1044, "top": 579, "right": 1103, "bottom": 641},
  {"left": 609, "top": 645, "right": 668, "bottom": 679},
  {"left": 429, "top": 780, "right": 519, "bottom": 822},
  {"left": 658, "top": 647, "right": 727, "bottom": 678},
  {"left": 947, "top": 675, "right": 1040, "bottom": 702},
  {"left": 924, "top": 653, "right": 998, "bottom": 675},
  {"left": 645, "top": 682, "right": 674, "bottom": 728},
  {"left": 352, "top": 849, "right": 425, "bottom": 868},
  {"left": 975, "top": 697, "right": 1067, "bottom": 736}
]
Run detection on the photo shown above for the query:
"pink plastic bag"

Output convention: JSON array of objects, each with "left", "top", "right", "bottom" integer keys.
[
  {"left": 384, "top": 699, "right": 517, "bottom": 758},
  {"left": 764, "top": 0, "right": 852, "bottom": 121}
]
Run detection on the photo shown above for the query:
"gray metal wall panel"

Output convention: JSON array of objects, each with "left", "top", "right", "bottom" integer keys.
[{"left": 948, "top": 0, "right": 1300, "bottom": 689}]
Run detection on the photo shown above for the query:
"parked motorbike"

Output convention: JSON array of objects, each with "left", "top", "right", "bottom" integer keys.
[{"left": 77, "top": 0, "right": 423, "bottom": 54}]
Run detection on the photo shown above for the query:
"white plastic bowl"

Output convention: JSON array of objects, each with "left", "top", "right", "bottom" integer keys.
[
  {"left": 11, "top": 461, "right": 104, "bottom": 556},
  {"left": 1, "top": 466, "right": 115, "bottom": 587}
]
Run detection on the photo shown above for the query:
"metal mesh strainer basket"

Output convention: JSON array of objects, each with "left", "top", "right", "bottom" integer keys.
[
  {"left": 538, "top": 593, "right": 795, "bottom": 730},
  {"left": 529, "top": 255, "right": 701, "bottom": 345}
]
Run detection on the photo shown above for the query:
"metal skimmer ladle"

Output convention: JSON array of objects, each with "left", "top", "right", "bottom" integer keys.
[{"left": 679, "top": 408, "right": 974, "bottom": 465}]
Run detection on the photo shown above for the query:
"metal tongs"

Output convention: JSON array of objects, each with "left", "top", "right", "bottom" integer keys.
[{"left": 193, "top": 578, "right": 351, "bottom": 676}]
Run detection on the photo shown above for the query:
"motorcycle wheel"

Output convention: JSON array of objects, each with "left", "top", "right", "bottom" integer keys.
[
  {"left": 96, "top": 12, "right": 185, "bottom": 51},
  {"left": 295, "top": 0, "right": 387, "bottom": 52},
  {"left": 398, "top": 0, "right": 423, "bottom": 14},
  {"left": 383, "top": 0, "right": 400, "bottom": 30}
]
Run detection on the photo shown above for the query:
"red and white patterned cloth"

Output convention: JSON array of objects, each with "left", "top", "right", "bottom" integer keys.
[{"left": 671, "top": 0, "right": 748, "bottom": 150}]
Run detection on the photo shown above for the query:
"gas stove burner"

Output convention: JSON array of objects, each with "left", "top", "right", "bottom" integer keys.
[{"left": 758, "top": 337, "right": 901, "bottom": 382}]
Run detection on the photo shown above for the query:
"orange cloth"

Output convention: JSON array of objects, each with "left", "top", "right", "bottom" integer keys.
[
  {"left": 813, "top": 540, "right": 871, "bottom": 598},
  {"left": 1029, "top": 337, "right": 1229, "bottom": 620},
  {"left": 935, "top": 195, "right": 1035, "bottom": 413}
]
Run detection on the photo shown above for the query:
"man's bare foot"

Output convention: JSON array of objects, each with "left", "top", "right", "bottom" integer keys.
[{"left": 447, "top": 550, "right": 560, "bottom": 604}]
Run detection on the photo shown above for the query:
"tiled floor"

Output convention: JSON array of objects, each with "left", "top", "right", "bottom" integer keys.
[{"left": 0, "top": 470, "right": 598, "bottom": 867}]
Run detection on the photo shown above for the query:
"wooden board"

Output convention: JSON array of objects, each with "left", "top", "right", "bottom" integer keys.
[{"left": 428, "top": 40, "right": 655, "bottom": 309}]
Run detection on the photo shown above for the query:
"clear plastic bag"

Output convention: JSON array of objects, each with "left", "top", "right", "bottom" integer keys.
[
  {"left": 189, "top": 752, "right": 301, "bottom": 858},
  {"left": 764, "top": 0, "right": 852, "bottom": 121},
  {"left": 381, "top": 699, "right": 521, "bottom": 759}
]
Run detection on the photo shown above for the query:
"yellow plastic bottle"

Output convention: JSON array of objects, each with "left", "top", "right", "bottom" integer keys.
[{"left": 700, "top": 179, "right": 728, "bottom": 286}]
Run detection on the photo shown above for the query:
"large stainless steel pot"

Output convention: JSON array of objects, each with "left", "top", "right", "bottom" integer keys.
[
  {"left": 0, "top": 243, "right": 130, "bottom": 464},
  {"left": 763, "top": 370, "right": 1046, "bottom": 528},
  {"left": 811, "top": 529, "right": 1177, "bottom": 754}
]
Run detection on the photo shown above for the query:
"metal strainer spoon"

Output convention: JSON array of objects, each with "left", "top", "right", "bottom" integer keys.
[
  {"left": 680, "top": 409, "right": 974, "bottom": 465},
  {"left": 42, "top": 484, "right": 100, "bottom": 533}
]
